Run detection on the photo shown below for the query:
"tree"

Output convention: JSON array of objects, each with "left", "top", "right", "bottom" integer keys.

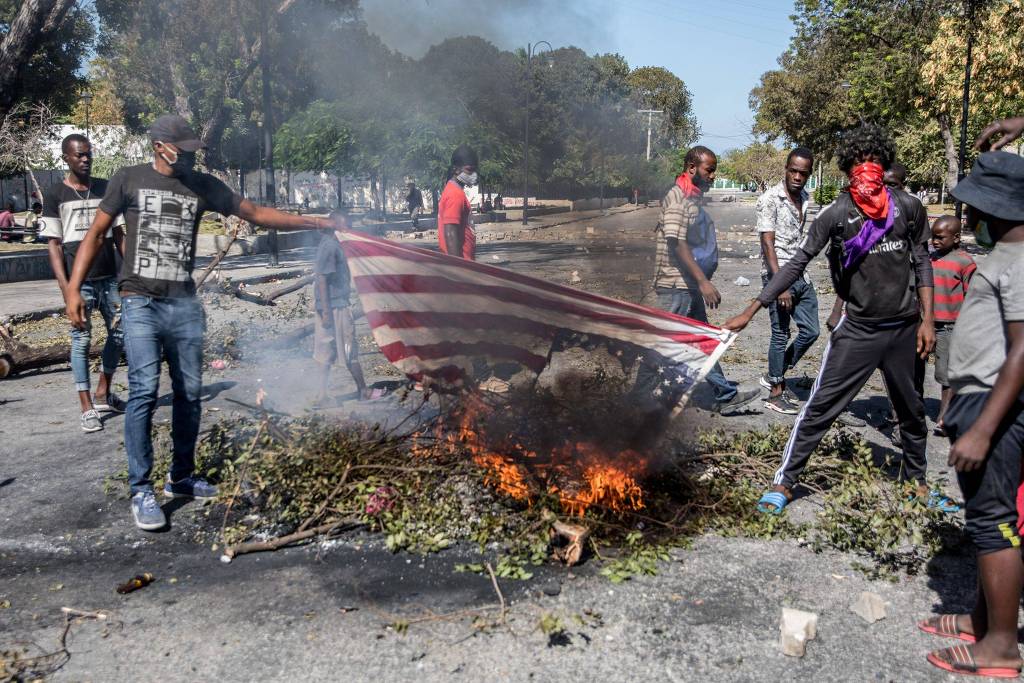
[
  {"left": 94, "top": 0, "right": 359, "bottom": 170},
  {"left": 717, "top": 143, "right": 789, "bottom": 192},
  {"left": 0, "top": 0, "right": 93, "bottom": 121},
  {"left": 628, "top": 66, "right": 699, "bottom": 152},
  {"left": 274, "top": 101, "right": 353, "bottom": 175},
  {"left": 918, "top": 0, "right": 1024, "bottom": 189}
]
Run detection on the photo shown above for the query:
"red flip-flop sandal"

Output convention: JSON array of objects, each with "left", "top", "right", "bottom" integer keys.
[
  {"left": 927, "top": 644, "right": 1022, "bottom": 678},
  {"left": 918, "top": 614, "right": 977, "bottom": 643}
]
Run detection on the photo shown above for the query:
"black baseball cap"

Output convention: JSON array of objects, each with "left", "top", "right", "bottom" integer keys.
[
  {"left": 951, "top": 151, "right": 1024, "bottom": 222},
  {"left": 148, "top": 114, "right": 205, "bottom": 152}
]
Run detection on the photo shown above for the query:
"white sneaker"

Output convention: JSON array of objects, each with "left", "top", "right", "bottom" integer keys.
[{"left": 81, "top": 409, "right": 103, "bottom": 433}]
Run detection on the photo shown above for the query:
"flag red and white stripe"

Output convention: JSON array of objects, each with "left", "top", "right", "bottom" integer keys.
[{"left": 337, "top": 230, "right": 734, "bottom": 405}]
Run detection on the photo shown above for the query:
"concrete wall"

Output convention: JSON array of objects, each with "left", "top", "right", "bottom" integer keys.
[
  {"left": 0, "top": 251, "right": 54, "bottom": 283},
  {"left": 569, "top": 197, "right": 629, "bottom": 211}
]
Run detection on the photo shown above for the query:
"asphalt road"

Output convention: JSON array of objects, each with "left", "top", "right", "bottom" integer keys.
[{"left": 0, "top": 200, "right": 983, "bottom": 681}]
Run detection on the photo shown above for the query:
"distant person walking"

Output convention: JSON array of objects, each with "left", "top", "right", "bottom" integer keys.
[
  {"left": 39, "top": 133, "right": 127, "bottom": 433},
  {"left": 437, "top": 145, "right": 478, "bottom": 260},
  {"left": 405, "top": 181, "right": 424, "bottom": 229},
  {"left": 642, "top": 145, "right": 759, "bottom": 415},
  {"left": 756, "top": 147, "right": 818, "bottom": 415}
]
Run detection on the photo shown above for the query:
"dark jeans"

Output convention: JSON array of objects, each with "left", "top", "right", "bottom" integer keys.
[
  {"left": 763, "top": 275, "right": 820, "bottom": 386},
  {"left": 644, "top": 287, "right": 736, "bottom": 403},
  {"left": 122, "top": 295, "right": 204, "bottom": 494}
]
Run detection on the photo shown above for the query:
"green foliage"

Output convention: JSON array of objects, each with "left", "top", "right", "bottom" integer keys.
[
  {"left": 718, "top": 142, "right": 789, "bottom": 192},
  {"left": 814, "top": 176, "right": 840, "bottom": 205},
  {"left": 274, "top": 101, "right": 353, "bottom": 174},
  {"left": 0, "top": 0, "right": 95, "bottom": 116},
  {"left": 598, "top": 531, "right": 670, "bottom": 583}
]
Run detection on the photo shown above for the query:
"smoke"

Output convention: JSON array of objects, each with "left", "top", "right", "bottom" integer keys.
[{"left": 361, "top": 0, "right": 616, "bottom": 58}]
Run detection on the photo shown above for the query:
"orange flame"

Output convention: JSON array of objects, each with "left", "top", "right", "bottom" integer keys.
[{"left": 425, "top": 395, "right": 647, "bottom": 516}]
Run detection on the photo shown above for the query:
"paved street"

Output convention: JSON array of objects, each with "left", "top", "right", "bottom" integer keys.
[{"left": 0, "top": 200, "right": 972, "bottom": 681}]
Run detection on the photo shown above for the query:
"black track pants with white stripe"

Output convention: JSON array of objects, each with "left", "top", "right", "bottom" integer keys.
[{"left": 773, "top": 316, "right": 928, "bottom": 489}]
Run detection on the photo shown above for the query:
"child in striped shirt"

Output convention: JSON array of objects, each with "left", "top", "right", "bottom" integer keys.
[{"left": 930, "top": 215, "right": 977, "bottom": 434}]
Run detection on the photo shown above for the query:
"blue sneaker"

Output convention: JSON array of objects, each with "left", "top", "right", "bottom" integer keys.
[
  {"left": 131, "top": 490, "right": 167, "bottom": 530},
  {"left": 163, "top": 476, "right": 218, "bottom": 501}
]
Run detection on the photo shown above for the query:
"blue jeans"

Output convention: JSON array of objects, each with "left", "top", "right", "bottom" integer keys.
[
  {"left": 71, "top": 277, "right": 123, "bottom": 392},
  {"left": 652, "top": 287, "right": 737, "bottom": 402},
  {"left": 122, "top": 295, "right": 204, "bottom": 494},
  {"left": 763, "top": 275, "right": 820, "bottom": 386}
]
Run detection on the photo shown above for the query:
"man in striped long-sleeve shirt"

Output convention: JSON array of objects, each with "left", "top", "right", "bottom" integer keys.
[{"left": 930, "top": 215, "right": 977, "bottom": 434}]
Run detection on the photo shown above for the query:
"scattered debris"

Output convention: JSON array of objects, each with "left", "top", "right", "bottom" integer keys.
[
  {"left": 779, "top": 607, "right": 818, "bottom": 657},
  {"left": 210, "top": 359, "right": 227, "bottom": 371},
  {"left": 116, "top": 573, "right": 155, "bottom": 594},
  {"left": 570, "top": 271, "right": 582, "bottom": 284},
  {"left": 549, "top": 516, "right": 591, "bottom": 566},
  {"left": 850, "top": 591, "right": 887, "bottom": 623},
  {"left": 734, "top": 276, "right": 751, "bottom": 286},
  {"left": 479, "top": 376, "right": 511, "bottom": 393},
  {"left": 586, "top": 226, "right": 595, "bottom": 235}
]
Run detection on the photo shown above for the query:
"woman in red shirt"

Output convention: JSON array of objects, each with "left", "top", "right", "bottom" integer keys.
[{"left": 437, "top": 145, "right": 478, "bottom": 260}]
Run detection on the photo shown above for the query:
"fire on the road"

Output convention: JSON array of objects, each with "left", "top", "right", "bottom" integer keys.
[{"left": 413, "top": 394, "right": 647, "bottom": 516}]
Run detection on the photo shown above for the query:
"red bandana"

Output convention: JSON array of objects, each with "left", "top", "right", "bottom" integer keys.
[
  {"left": 848, "top": 162, "right": 889, "bottom": 220},
  {"left": 675, "top": 172, "right": 703, "bottom": 199}
]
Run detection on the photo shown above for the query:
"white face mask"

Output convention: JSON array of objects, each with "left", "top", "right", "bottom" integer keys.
[{"left": 456, "top": 171, "right": 478, "bottom": 187}]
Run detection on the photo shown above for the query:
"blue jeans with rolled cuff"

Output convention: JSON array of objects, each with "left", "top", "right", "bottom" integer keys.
[
  {"left": 121, "top": 295, "right": 204, "bottom": 494},
  {"left": 71, "top": 277, "right": 123, "bottom": 392},
  {"left": 763, "top": 275, "right": 820, "bottom": 386}
]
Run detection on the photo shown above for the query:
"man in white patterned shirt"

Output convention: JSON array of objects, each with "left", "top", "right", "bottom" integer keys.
[{"left": 756, "top": 148, "right": 818, "bottom": 414}]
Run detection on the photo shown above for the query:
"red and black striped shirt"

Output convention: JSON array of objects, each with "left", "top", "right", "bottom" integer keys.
[{"left": 931, "top": 248, "right": 976, "bottom": 323}]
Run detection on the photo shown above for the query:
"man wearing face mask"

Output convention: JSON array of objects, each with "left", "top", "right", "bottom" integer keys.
[
  {"left": 438, "top": 145, "right": 478, "bottom": 260},
  {"left": 725, "top": 124, "right": 943, "bottom": 515},
  {"left": 64, "top": 114, "right": 345, "bottom": 531},
  {"left": 641, "top": 145, "right": 760, "bottom": 415}
]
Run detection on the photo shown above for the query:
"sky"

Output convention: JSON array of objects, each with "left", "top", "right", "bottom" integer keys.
[{"left": 362, "top": 0, "right": 797, "bottom": 152}]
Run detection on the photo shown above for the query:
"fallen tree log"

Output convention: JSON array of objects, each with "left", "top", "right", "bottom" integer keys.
[
  {"left": 263, "top": 273, "right": 314, "bottom": 302},
  {"left": 0, "top": 338, "right": 104, "bottom": 379},
  {"left": 265, "top": 321, "right": 315, "bottom": 349}
]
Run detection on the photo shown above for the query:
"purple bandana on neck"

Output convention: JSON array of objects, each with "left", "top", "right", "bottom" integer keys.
[{"left": 842, "top": 190, "right": 895, "bottom": 270}]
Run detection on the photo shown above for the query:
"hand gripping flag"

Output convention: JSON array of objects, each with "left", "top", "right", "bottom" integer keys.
[{"left": 336, "top": 231, "right": 735, "bottom": 410}]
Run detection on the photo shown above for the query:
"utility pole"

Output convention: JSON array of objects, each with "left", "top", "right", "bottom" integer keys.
[
  {"left": 955, "top": 0, "right": 976, "bottom": 220},
  {"left": 637, "top": 109, "right": 663, "bottom": 161},
  {"left": 522, "top": 40, "right": 553, "bottom": 226},
  {"left": 260, "top": 0, "right": 280, "bottom": 266}
]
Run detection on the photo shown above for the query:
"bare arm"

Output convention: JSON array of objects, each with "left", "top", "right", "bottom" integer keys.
[
  {"left": 46, "top": 238, "right": 69, "bottom": 296},
  {"left": 236, "top": 199, "right": 327, "bottom": 232},
  {"left": 65, "top": 209, "right": 117, "bottom": 328},
  {"left": 316, "top": 275, "right": 331, "bottom": 319},
  {"left": 974, "top": 116, "right": 1024, "bottom": 151},
  {"left": 948, "top": 321, "right": 1024, "bottom": 471},
  {"left": 113, "top": 224, "right": 125, "bottom": 257},
  {"left": 444, "top": 223, "right": 463, "bottom": 258},
  {"left": 760, "top": 231, "right": 781, "bottom": 276}
]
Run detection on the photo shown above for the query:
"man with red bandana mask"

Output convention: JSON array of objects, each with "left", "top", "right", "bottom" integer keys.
[{"left": 724, "top": 124, "right": 945, "bottom": 515}]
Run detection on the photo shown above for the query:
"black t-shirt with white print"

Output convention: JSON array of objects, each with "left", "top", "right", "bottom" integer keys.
[
  {"left": 99, "top": 164, "right": 242, "bottom": 298},
  {"left": 40, "top": 178, "right": 123, "bottom": 281}
]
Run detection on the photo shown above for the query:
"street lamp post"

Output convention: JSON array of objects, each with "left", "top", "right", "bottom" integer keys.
[
  {"left": 955, "top": 0, "right": 976, "bottom": 220},
  {"left": 80, "top": 89, "right": 93, "bottom": 139},
  {"left": 522, "top": 40, "right": 553, "bottom": 226},
  {"left": 637, "top": 109, "right": 663, "bottom": 161}
]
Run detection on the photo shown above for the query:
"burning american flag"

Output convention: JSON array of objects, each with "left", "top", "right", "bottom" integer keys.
[{"left": 337, "top": 230, "right": 734, "bottom": 412}]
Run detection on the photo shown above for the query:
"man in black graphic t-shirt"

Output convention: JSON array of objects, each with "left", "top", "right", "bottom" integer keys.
[
  {"left": 725, "top": 124, "right": 947, "bottom": 516},
  {"left": 65, "top": 114, "right": 347, "bottom": 531},
  {"left": 40, "top": 133, "right": 127, "bottom": 433}
]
